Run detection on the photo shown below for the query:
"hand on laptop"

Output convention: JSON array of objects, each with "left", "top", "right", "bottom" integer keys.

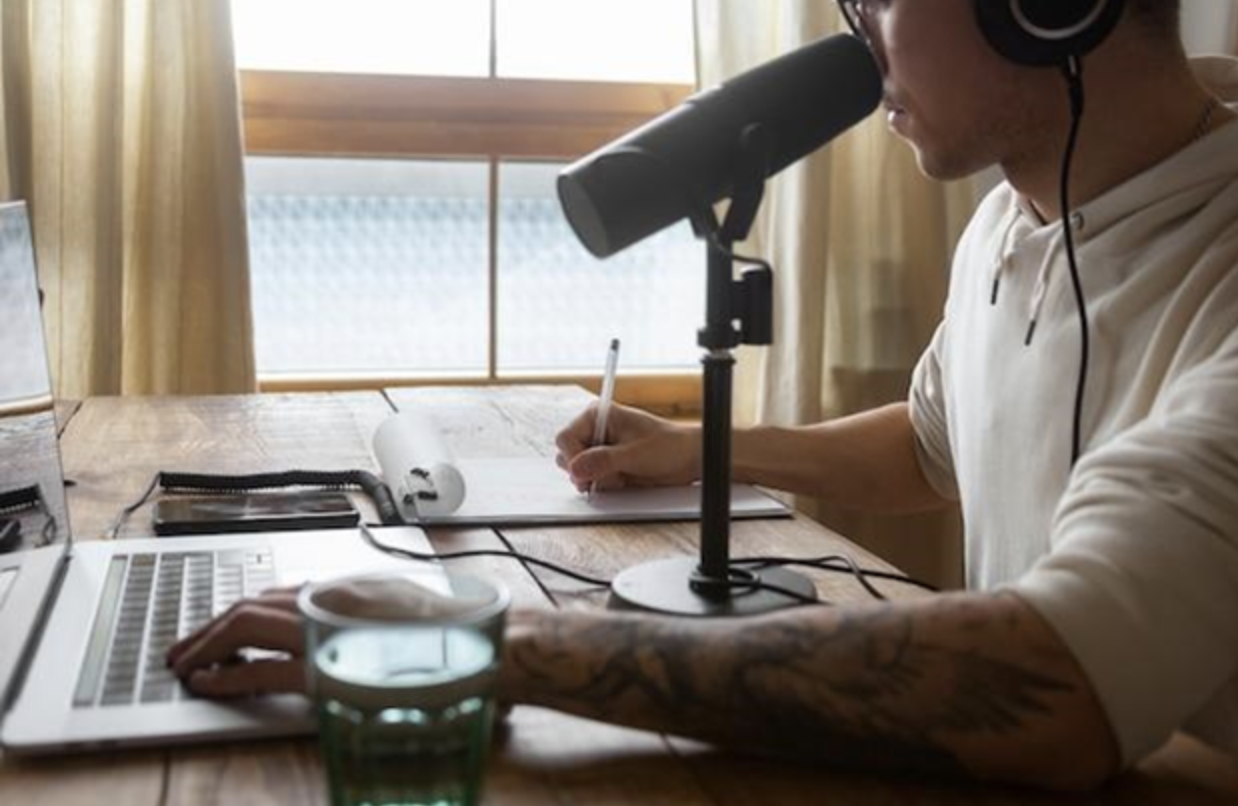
[
  {"left": 167, "top": 586, "right": 307, "bottom": 697},
  {"left": 554, "top": 403, "right": 701, "bottom": 492}
]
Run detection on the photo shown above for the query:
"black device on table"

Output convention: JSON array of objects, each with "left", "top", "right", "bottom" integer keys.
[{"left": 152, "top": 491, "right": 359, "bottom": 536}]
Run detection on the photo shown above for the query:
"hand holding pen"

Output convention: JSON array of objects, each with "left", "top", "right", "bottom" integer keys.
[
  {"left": 554, "top": 368, "right": 702, "bottom": 494},
  {"left": 588, "top": 338, "right": 621, "bottom": 499}
]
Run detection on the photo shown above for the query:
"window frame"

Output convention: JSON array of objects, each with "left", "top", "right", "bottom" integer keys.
[{"left": 241, "top": 70, "right": 702, "bottom": 416}]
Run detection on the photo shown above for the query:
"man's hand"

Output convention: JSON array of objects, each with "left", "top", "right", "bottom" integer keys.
[
  {"left": 555, "top": 402, "right": 700, "bottom": 492},
  {"left": 167, "top": 576, "right": 497, "bottom": 699},
  {"left": 167, "top": 586, "right": 307, "bottom": 698}
]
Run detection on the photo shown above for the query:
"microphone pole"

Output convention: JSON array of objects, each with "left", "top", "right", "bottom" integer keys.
[
  {"left": 608, "top": 125, "right": 817, "bottom": 616},
  {"left": 558, "top": 33, "right": 882, "bottom": 616}
]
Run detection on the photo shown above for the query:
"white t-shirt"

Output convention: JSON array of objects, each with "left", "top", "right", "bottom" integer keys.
[{"left": 909, "top": 56, "right": 1238, "bottom": 766}]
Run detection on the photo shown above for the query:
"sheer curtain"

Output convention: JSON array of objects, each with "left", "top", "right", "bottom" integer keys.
[
  {"left": 1180, "top": 1, "right": 1237, "bottom": 55},
  {"left": 0, "top": 0, "right": 254, "bottom": 398},
  {"left": 695, "top": 1, "right": 974, "bottom": 587}
]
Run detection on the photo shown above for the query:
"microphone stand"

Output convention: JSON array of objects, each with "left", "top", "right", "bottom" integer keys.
[{"left": 609, "top": 126, "right": 817, "bottom": 616}]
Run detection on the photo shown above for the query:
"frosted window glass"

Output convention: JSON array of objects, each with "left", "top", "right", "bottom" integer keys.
[
  {"left": 231, "top": 0, "right": 490, "bottom": 77},
  {"left": 246, "top": 157, "right": 490, "bottom": 376},
  {"left": 496, "top": 162, "right": 704, "bottom": 372},
  {"left": 497, "top": 0, "right": 696, "bottom": 83}
]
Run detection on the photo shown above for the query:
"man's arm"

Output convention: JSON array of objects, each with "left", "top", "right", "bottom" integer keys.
[
  {"left": 558, "top": 400, "right": 950, "bottom": 514},
  {"left": 732, "top": 402, "right": 948, "bottom": 513},
  {"left": 499, "top": 591, "right": 1119, "bottom": 791}
]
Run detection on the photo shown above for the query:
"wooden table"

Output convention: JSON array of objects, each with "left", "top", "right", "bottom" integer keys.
[{"left": 3, "top": 387, "right": 1237, "bottom": 805}]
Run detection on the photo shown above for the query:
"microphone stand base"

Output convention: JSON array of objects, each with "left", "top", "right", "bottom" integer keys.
[{"left": 608, "top": 557, "right": 816, "bottom": 617}]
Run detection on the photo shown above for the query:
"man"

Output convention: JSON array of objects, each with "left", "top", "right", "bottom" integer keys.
[{"left": 169, "top": 0, "right": 1238, "bottom": 791}]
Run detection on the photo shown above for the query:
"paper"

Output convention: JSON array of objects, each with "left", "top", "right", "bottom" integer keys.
[
  {"left": 372, "top": 412, "right": 790, "bottom": 526},
  {"left": 373, "top": 411, "right": 466, "bottom": 521},
  {"left": 430, "top": 457, "right": 788, "bottom": 526}
]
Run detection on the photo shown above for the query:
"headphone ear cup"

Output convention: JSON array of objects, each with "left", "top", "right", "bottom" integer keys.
[{"left": 975, "top": 0, "right": 1127, "bottom": 66}]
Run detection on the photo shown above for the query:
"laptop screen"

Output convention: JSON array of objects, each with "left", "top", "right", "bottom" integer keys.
[{"left": 0, "top": 201, "right": 71, "bottom": 554}]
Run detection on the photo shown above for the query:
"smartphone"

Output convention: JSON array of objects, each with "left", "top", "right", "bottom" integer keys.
[{"left": 152, "top": 492, "right": 359, "bottom": 536}]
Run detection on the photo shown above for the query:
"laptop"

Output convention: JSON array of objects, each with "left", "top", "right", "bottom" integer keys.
[{"left": 0, "top": 201, "right": 433, "bottom": 754}]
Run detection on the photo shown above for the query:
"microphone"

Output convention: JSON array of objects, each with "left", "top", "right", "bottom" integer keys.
[{"left": 557, "top": 33, "right": 882, "bottom": 259}]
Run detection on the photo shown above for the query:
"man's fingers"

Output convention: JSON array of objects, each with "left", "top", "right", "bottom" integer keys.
[
  {"left": 167, "top": 590, "right": 299, "bottom": 663},
  {"left": 568, "top": 446, "right": 608, "bottom": 482},
  {"left": 249, "top": 585, "right": 302, "bottom": 602},
  {"left": 569, "top": 446, "right": 628, "bottom": 490},
  {"left": 555, "top": 406, "right": 598, "bottom": 455},
  {"left": 186, "top": 659, "right": 306, "bottom": 699},
  {"left": 170, "top": 604, "right": 304, "bottom": 677}
]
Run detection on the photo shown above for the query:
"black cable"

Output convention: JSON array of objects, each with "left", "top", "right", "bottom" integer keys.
[
  {"left": 38, "top": 495, "right": 57, "bottom": 547},
  {"left": 359, "top": 523, "right": 612, "bottom": 587},
  {"left": 0, "top": 484, "right": 58, "bottom": 548},
  {"left": 1060, "top": 56, "right": 1090, "bottom": 467},
  {"left": 705, "top": 230, "right": 773, "bottom": 274},
  {"left": 106, "top": 469, "right": 405, "bottom": 540},
  {"left": 160, "top": 470, "right": 402, "bottom": 526},
  {"left": 105, "top": 474, "right": 160, "bottom": 540},
  {"left": 741, "top": 578, "right": 826, "bottom": 606},
  {"left": 737, "top": 554, "right": 887, "bottom": 600},
  {"left": 362, "top": 525, "right": 935, "bottom": 604},
  {"left": 108, "top": 472, "right": 934, "bottom": 605},
  {"left": 364, "top": 524, "right": 823, "bottom": 604},
  {"left": 733, "top": 553, "right": 941, "bottom": 600}
]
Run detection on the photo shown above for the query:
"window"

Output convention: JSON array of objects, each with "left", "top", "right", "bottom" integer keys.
[{"left": 234, "top": 0, "right": 702, "bottom": 412}]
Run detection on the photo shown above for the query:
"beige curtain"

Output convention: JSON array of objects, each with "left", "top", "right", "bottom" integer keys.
[
  {"left": 0, "top": 0, "right": 255, "bottom": 398},
  {"left": 695, "top": 1, "right": 975, "bottom": 588}
]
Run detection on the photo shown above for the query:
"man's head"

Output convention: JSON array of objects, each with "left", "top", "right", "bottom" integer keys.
[{"left": 839, "top": 0, "right": 1187, "bottom": 183}]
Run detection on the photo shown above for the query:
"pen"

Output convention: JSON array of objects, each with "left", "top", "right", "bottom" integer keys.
[{"left": 588, "top": 338, "right": 621, "bottom": 499}]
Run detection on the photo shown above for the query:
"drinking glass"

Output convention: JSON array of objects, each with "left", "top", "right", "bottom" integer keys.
[{"left": 300, "top": 571, "right": 510, "bottom": 806}]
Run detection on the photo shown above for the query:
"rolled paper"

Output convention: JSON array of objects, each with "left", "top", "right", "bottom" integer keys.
[{"left": 373, "top": 411, "right": 466, "bottom": 521}]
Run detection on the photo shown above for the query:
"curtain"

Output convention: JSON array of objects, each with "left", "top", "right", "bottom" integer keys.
[
  {"left": 0, "top": 0, "right": 255, "bottom": 398},
  {"left": 694, "top": 1, "right": 974, "bottom": 588},
  {"left": 1180, "top": 1, "right": 1237, "bottom": 55},
  {"left": 1230, "top": 2, "right": 1238, "bottom": 54}
]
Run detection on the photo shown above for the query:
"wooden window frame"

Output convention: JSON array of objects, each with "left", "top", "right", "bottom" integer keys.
[
  {"left": 241, "top": 71, "right": 692, "bottom": 160},
  {"left": 242, "top": 70, "right": 702, "bottom": 416}
]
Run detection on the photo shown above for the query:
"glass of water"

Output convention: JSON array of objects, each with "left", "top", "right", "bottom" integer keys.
[{"left": 299, "top": 571, "right": 510, "bottom": 806}]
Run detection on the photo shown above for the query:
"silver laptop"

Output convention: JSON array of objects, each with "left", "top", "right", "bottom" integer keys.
[{"left": 0, "top": 201, "right": 432, "bottom": 754}]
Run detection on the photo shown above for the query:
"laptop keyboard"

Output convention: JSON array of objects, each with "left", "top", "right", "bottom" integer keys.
[{"left": 72, "top": 548, "right": 276, "bottom": 708}]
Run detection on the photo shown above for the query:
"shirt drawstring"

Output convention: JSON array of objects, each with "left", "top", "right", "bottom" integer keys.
[
  {"left": 989, "top": 208, "right": 1021, "bottom": 306},
  {"left": 1024, "top": 227, "right": 1065, "bottom": 346}
]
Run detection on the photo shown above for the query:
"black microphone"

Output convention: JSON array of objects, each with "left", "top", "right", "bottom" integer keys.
[{"left": 557, "top": 33, "right": 882, "bottom": 259}]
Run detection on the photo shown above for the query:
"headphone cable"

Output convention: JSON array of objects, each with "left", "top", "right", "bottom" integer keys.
[{"left": 1060, "top": 55, "right": 1090, "bottom": 468}]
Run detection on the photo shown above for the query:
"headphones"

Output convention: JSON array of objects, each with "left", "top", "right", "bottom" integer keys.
[{"left": 975, "top": 0, "right": 1127, "bottom": 66}]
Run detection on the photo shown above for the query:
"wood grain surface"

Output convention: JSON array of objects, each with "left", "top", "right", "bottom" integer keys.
[{"left": 1, "top": 388, "right": 1235, "bottom": 805}]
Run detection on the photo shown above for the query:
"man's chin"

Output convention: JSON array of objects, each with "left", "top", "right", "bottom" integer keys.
[{"left": 910, "top": 145, "right": 990, "bottom": 183}]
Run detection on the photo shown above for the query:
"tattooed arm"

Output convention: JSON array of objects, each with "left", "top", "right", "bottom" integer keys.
[{"left": 498, "top": 591, "right": 1119, "bottom": 791}]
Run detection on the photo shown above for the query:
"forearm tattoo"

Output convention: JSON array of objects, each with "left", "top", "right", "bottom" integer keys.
[{"left": 505, "top": 593, "right": 1077, "bottom": 778}]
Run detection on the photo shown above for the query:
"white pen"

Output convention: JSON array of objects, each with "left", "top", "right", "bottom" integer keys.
[{"left": 588, "top": 338, "right": 621, "bottom": 499}]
